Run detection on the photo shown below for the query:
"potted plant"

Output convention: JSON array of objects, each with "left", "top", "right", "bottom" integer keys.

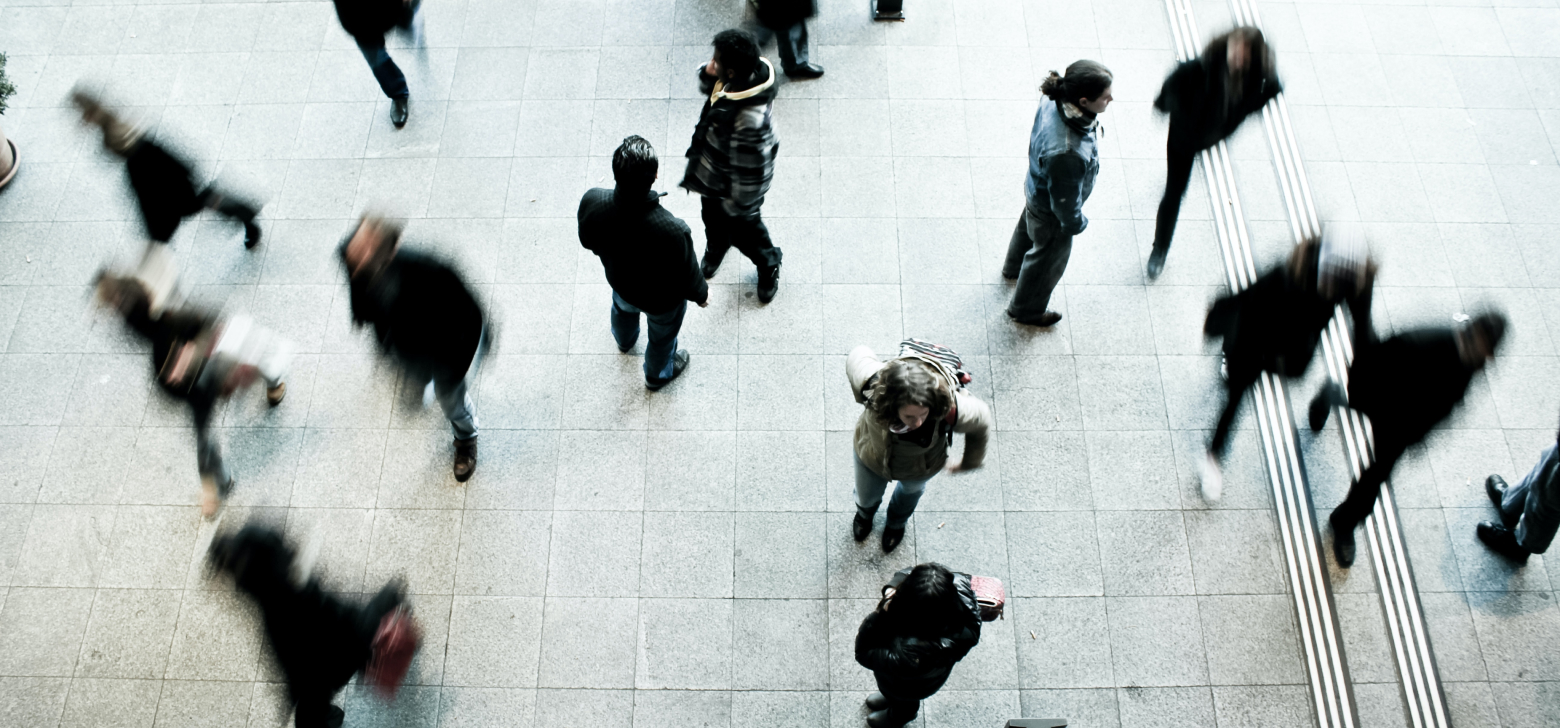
[{"left": 0, "top": 52, "right": 18, "bottom": 190}]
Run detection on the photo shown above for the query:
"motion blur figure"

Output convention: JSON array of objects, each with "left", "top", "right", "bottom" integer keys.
[
  {"left": 855, "top": 563, "right": 983, "bottom": 727},
  {"left": 72, "top": 89, "right": 263, "bottom": 248},
  {"left": 340, "top": 216, "right": 487, "bottom": 481},
  {"left": 209, "top": 524, "right": 418, "bottom": 728},
  {"left": 332, "top": 0, "right": 424, "bottom": 127},
  {"left": 1149, "top": 27, "right": 1281, "bottom": 279},
  {"left": 1312, "top": 313, "right": 1507, "bottom": 567},
  {"left": 96, "top": 273, "right": 290, "bottom": 516},
  {"left": 1201, "top": 228, "right": 1375, "bottom": 501},
  {"left": 1480, "top": 417, "right": 1560, "bottom": 563},
  {"left": 750, "top": 0, "right": 825, "bottom": 79}
]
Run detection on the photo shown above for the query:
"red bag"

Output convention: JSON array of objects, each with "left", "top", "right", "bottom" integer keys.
[
  {"left": 365, "top": 606, "right": 421, "bottom": 699},
  {"left": 969, "top": 575, "right": 1006, "bottom": 622}
]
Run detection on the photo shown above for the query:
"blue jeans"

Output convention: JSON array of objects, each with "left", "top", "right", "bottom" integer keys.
[
  {"left": 1501, "top": 444, "right": 1560, "bottom": 553},
  {"left": 356, "top": 38, "right": 409, "bottom": 99},
  {"left": 610, "top": 292, "right": 686, "bottom": 381},
  {"left": 854, "top": 454, "right": 932, "bottom": 528}
]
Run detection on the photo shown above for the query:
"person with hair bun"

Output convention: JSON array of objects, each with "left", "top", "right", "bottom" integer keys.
[
  {"left": 1148, "top": 26, "right": 1282, "bottom": 279},
  {"left": 1003, "top": 60, "right": 1113, "bottom": 328},
  {"left": 845, "top": 345, "right": 993, "bottom": 552}
]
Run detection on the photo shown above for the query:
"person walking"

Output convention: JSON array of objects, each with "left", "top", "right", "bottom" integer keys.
[
  {"left": 339, "top": 215, "right": 487, "bottom": 481},
  {"left": 1479, "top": 419, "right": 1560, "bottom": 563},
  {"left": 750, "top": 0, "right": 824, "bottom": 79},
  {"left": 1148, "top": 26, "right": 1281, "bottom": 279},
  {"left": 579, "top": 136, "right": 709, "bottom": 390},
  {"left": 1312, "top": 313, "right": 1507, "bottom": 567},
  {"left": 855, "top": 562, "right": 983, "bottom": 727},
  {"left": 73, "top": 90, "right": 263, "bottom": 248},
  {"left": 846, "top": 343, "right": 992, "bottom": 552},
  {"left": 1202, "top": 229, "right": 1374, "bottom": 500},
  {"left": 332, "top": 0, "right": 423, "bottom": 127},
  {"left": 1003, "top": 61, "right": 1113, "bottom": 328},
  {"left": 682, "top": 29, "right": 784, "bottom": 304}
]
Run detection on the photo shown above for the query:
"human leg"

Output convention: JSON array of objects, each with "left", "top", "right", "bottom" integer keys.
[
  {"left": 199, "top": 187, "right": 263, "bottom": 248},
  {"left": 192, "top": 402, "right": 231, "bottom": 517},
  {"left": 1153, "top": 146, "right": 1197, "bottom": 251},
  {"left": 1209, "top": 364, "right": 1259, "bottom": 459},
  {"left": 1513, "top": 445, "right": 1560, "bottom": 553},
  {"left": 1001, "top": 207, "right": 1035, "bottom": 280},
  {"left": 433, "top": 374, "right": 478, "bottom": 482},
  {"left": 725, "top": 203, "right": 783, "bottom": 302},
  {"left": 610, "top": 292, "right": 641, "bottom": 354},
  {"left": 884, "top": 477, "right": 931, "bottom": 528},
  {"left": 355, "top": 38, "right": 409, "bottom": 99},
  {"left": 642, "top": 301, "right": 688, "bottom": 382},
  {"left": 1006, "top": 207, "right": 1073, "bottom": 323},
  {"left": 854, "top": 454, "right": 889, "bottom": 540},
  {"left": 1330, "top": 435, "right": 1409, "bottom": 566},
  {"left": 699, "top": 196, "right": 733, "bottom": 277}
]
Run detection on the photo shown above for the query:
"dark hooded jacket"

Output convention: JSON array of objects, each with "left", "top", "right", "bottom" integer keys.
[
  {"left": 1154, "top": 35, "right": 1282, "bottom": 154},
  {"left": 855, "top": 575, "right": 983, "bottom": 699},
  {"left": 124, "top": 139, "right": 206, "bottom": 243},
  {"left": 332, "top": 0, "right": 411, "bottom": 42},
  {"left": 117, "top": 296, "right": 224, "bottom": 432},
  {"left": 1346, "top": 328, "right": 1476, "bottom": 444},
  {"left": 578, "top": 186, "right": 708, "bottom": 315},
  {"left": 342, "top": 246, "right": 485, "bottom": 382},
  {"left": 681, "top": 59, "right": 780, "bottom": 216}
]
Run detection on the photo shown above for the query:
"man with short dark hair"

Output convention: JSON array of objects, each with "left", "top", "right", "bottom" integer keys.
[
  {"left": 682, "top": 29, "right": 784, "bottom": 304},
  {"left": 580, "top": 136, "right": 709, "bottom": 390}
]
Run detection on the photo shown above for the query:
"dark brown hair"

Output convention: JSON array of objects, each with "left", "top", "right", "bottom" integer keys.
[
  {"left": 1040, "top": 60, "right": 1114, "bottom": 105},
  {"left": 1209, "top": 26, "right": 1273, "bottom": 76},
  {"left": 865, "top": 359, "right": 952, "bottom": 428},
  {"left": 881, "top": 562, "right": 971, "bottom": 635}
]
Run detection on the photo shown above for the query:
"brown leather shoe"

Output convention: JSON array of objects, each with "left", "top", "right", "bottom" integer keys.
[
  {"left": 266, "top": 382, "right": 286, "bottom": 406},
  {"left": 453, "top": 438, "right": 477, "bottom": 482}
]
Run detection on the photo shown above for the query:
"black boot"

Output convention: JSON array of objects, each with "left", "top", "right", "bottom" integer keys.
[
  {"left": 881, "top": 523, "right": 905, "bottom": 553},
  {"left": 1477, "top": 522, "right": 1531, "bottom": 563},
  {"left": 700, "top": 248, "right": 726, "bottom": 280},
  {"left": 1146, "top": 244, "right": 1168, "bottom": 280},
  {"left": 1330, "top": 510, "right": 1356, "bottom": 568},
  {"left": 391, "top": 97, "right": 409, "bottom": 127},
  {"left": 757, "top": 262, "right": 781, "bottom": 303},
  {"left": 865, "top": 692, "right": 888, "bottom": 710},
  {"left": 1309, "top": 382, "right": 1345, "bottom": 433},
  {"left": 852, "top": 507, "right": 876, "bottom": 542}
]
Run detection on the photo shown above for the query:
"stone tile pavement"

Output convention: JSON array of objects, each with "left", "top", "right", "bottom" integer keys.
[{"left": 0, "top": 0, "right": 1554, "bottom": 726}]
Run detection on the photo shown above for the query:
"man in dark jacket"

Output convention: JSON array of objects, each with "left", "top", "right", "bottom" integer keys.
[
  {"left": 74, "top": 90, "right": 262, "bottom": 248},
  {"left": 751, "top": 0, "right": 824, "bottom": 79},
  {"left": 580, "top": 136, "right": 709, "bottom": 390},
  {"left": 682, "top": 29, "right": 784, "bottom": 304},
  {"left": 1149, "top": 26, "right": 1282, "bottom": 279},
  {"left": 332, "top": 0, "right": 422, "bottom": 127},
  {"left": 1312, "top": 313, "right": 1506, "bottom": 567},
  {"left": 340, "top": 216, "right": 486, "bottom": 481}
]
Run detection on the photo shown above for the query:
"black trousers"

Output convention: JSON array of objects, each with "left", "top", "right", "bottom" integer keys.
[
  {"left": 1153, "top": 144, "right": 1198, "bottom": 250},
  {"left": 1210, "top": 360, "right": 1261, "bottom": 459},
  {"left": 700, "top": 196, "right": 783, "bottom": 270},
  {"left": 1332, "top": 431, "right": 1415, "bottom": 531},
  {"left": 752, "top": 20, "right": 811, "bottom": 72}
]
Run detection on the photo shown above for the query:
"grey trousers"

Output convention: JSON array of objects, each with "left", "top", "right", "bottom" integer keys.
[
  {"left": 1501, "top": 444, "right": 1560, "bottom": 553},
  {"left": 1003, "top": 205, "right": 1073, "bottom": 320}
]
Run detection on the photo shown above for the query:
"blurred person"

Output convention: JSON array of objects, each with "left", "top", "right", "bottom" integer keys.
[
  {"left": 1480, "top": 419, "right": 1560, "bottom": 563},
  {"left": 1201, "top": 228, "right": 1375, "bottom": 501},
  {"left": 1312, "top": 313, "right": 1507, "bottom": 567},
  {"left": 332, "top": 0, "right": 424, "bottom": 127},
  {"left": 579, "top": 136, "right": 709, "bottom": 390},
  {"left": 846, "top": 343, "right": 991, "bottom": 552},
  {"left": 72, "top": 89, "right": 263, "bottom": 249},
  {"left": 339, "top": 215, "right": 487, "bottom": 481},
  {"left": 682, "top": 29, "right": 784, "bottom": 304},
  {"left": 750, "top": 0, "right": 824, "bottom": 79},
  {"left": 96, "top": 273, "right": 291, "bottom": 516},
  {"left": 1003, "top": 60, "right": 1113, "bottom": 328},
  {"left": 855, "top": 562, "right": 983, "bottom": 727},
  {"left": 1148, "top": 26, "right": 1281, "bottom": 279},
  {"left": 209, "top": 523, "right": 419, "bottom": 728}
]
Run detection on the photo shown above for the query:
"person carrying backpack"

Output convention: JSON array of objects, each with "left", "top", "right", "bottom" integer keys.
[{"left": 846, "top": 341, "right": 992, "bottom": 552}]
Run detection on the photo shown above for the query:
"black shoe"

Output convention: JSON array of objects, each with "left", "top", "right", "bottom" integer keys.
[
  {"left": 391, "top": 97, "right": 409, "bottom": 128},
  {"left": 1486, "top": 475, "right": 1509, "bottom": 510},
  {"left": 646, "top": 350, "right": 691, "bottom": 391},
  {"left": 1009, "top": 309, "right": 1062, "bottom": 327},
  {"left": 243, "top": 222, "right": 262, "bottom": 249},
  {"left": 700, "top": 251, "right": 724, "bottom": 280},
  {"left": 1309, "top": 383, "right": 1344, "bottom": 433},
  {"left": 453, "top": 437, "right": 477, "bottom": 482},
  {"left": 1477, "top": 521, "right": 1531, "bottom": 563},
  {"left": 866, "top": 710, "right": 894, "bottom": 728},
  {"left": 865, "top": 692, "right": 888, "bottom": 711},
  {"left": 785, "top": 62, "right": 825, "bottom": 79},
  {"left": 852, "top": 511, "right": 874, "bottom": 542},
  {"left": 1146, "top": 245, "right": 1168, "bottom": 280},
  {"left": 757, "top": 263, "right": 780, "bottom": 304},
  {"left": 1330, "top": 510, "right": 1356, "bottom": 568},
  {"left": 881, "top": 524, "right": 905, "bottom": 553},
  {"left": 1001, "top": 269, "right": 1018, "bottom": 281}
]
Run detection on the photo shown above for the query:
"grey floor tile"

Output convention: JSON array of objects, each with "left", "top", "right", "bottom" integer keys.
[
  {"left": 1006, "top": 511, "right": 1104, "bottom": 597},
  {"left": 734, "top": 430, "right": 826, "bottom": 512},
  {"left": 732, "top": 690, "right": 827, "bottom": 728},
  {"left": 59, "top": 677, "right": 161, "bottom": 728},
  {"left": 535, "top": 688, "right": 634, "bottom": 728},
  {"left": 163, "top": 590, "right": 262, "bottom": 682},
  {"left": 282, "top": 507, "right": 374, "bottom": 594},
  {"left": 735, "top": 511, "right": 827, "bottom": 598},
  {"left": 436, "top": 686, "right": 538, "bottom": 728},
  {"left": 1184, "top": 510, "right": 1286, "bottom": 595},
  {"left": 1086, "top": 431, "right": 1180, "bottom": 511},
  {"left": 1096, "top": 511, "right": 1194, "bottom": 597},
  {"left": 1013, "top": 597, "right": 1114, "bottom": 689},
  {"left": 364, "top": 508, "right": 462, "bottom": 596},
  {"left": 444, "top": 595, "right": 545, "bottom": 688},
  {"left": 1209, "top": 685, "right": 1312, "bottom": 728},
  {"left": 645, "top": 431, "right": 735, "bottom": 511},
  {"left": 554, "top": 430, "right": 646, "bottom": 511},
  {"left": 1444, "top": 681, "right": 1502, "bottom": 728},
  {"left": 73, "top": 590, "right": 181, "bottom": 680},
  {"left": 1470, "top": 591, "right": 1560, "bottom": 682},
  {"left": 635, "top": 598, "right": 732, "bottom": 690},
  {"left": 453, "top": 510, "right": 552, "bottom": 597},
  {"left": 732, "top": 599, "right": 828, "bottom": 690},
  {"left": 640, "top": 511, "right": 734, "bottom": 598},
  {"left": 1115, "top": 686, "right": 1214, "bottom": 728},
  {"left": 632, "top": 689, "right": 731, "bottom": 728},
  {"left": 1197, "top": 594, "right": 1304, "bottom": 686},
  {"left": 538, "top": 597, "right": 639, "bottom": 689},
  {"left": 153, "top": 679, "right": 252, "bottom": 728},
  {"left": 546, "top": 510, "right": 642, "bottom": 598},
  {"left": 1107, "top": 595, "right": 1208, "bottom": 688}
]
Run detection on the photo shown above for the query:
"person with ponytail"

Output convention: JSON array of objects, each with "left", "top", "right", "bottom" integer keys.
[{"left": 1002, "top": 60, "right": 1112, "bottom": 328}]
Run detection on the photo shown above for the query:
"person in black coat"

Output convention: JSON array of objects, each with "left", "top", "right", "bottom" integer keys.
[
  {"left": 1312, "top": 313, "right": 1507, "bottom": 567},
  {"left": 579, "top": 136, "right": 710, "bottom": 390},
  {"left": 1148, "top": 26, "right": 1281, "bottom": 279},
  {"left": 1200, "top": 229, "right": 1375, "bottom": 502},
  {"left": 73, "top": 90, "right": 263, "bottom": 248},
  {"left": 340, "top": 216, "right": 487, "bottom": 481},
  {"left": 855, "top": 563, "right": 982, "bottom": 728},
  {"left": 332, "top": 0, "right": 422, "bottom": 127},
  {"left": 209, "top": 523, "right": 409, "bottom": 728},
  {"left": 751, "top": 0, "right": 824, "bottom": 79}
]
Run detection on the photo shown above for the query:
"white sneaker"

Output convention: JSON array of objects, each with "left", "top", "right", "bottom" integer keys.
[{"left": 1200, "top": 453, "right": 1223, "bottom": 503}]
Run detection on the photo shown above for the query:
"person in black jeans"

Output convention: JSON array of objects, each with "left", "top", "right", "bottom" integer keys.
[
  {"left": 855, "top": 562, "right": 983, "bottom": 727},
  {"left": 1149, "top": 26, "right": 1281, "bottom": 279},
  {"left": 1312, "top": 313, "right": 1506, "bottom": 567},
  {"left": 332, "top": 0, "right": 422, "bottom": 127},
  {"left": 751, "top": 0, "right": 824, "bottom": 79},
  {"left": 580, "top": 136, "right": 710, "bottom": 390}
]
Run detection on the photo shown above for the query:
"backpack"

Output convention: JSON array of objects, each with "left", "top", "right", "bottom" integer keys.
[{"left": 897, "top": 339, "right": 971, "bottom": 442}]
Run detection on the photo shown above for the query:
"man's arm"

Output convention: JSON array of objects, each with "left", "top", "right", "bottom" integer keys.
[{"left": 1045, "top": 153, "right": 1090, "bottom": 235}]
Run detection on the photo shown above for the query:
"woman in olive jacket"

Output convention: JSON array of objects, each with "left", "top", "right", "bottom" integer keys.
[
  {"left": 855, "top": 562, "right": 983, "bottom": 727},
  {"left": 846, "top": 345, "right": 993, "bottom": 552}
]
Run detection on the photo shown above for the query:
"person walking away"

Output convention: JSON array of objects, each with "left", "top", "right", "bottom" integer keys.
[
  {"left": 72, "top": 90, "right": 262, "bottom": 248},
  {"left": 1201, "top": 228, "right": 1374, "bottom": 500},
  {"left": 580, "top": 136, "right": 709, "bottom": 390},
  {"left": 846, "top": 343, "right": 992, "bottom": 552},
  {"left": 682, "top": 29, "right": 784, "bottom": 304},
  {"left": 1148, "top": 26, "right": 1281, "bottom": 279},
  {"left": 96, "top": 274, "right": 291, "bottom": 516},
  {"left": 1003, "top": 61, "right": 1113, "bottom": 328},
  {"left": 340, "top": 216, "right": 487, "bottom": 481},
  {"left": 751, "top": 0, "right": 824, "bottom": 79},
  {"left": 1311, "top": 313, "right": 1506, "bottom": 567},
  {"left": 209, "top": 524, "right": 419, "bottom": 728},
  {"left": 1480, "top": 419, "right": 1560, "bottom": 563},
  {"left": 333, "top": 0, "right": 423, "bottom": 127},
  {"left": 855, "top": 562, "right": 983, "bottom": 727}
]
